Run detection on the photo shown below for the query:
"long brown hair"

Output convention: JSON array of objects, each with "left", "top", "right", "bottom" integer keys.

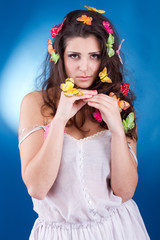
[{"left": 37, "top": 10, "right": 137, "bottom": 140}]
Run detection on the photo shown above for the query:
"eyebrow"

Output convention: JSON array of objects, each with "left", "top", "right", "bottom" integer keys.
[{"left": 67, "top": 51, "right": 101, "bottom": 54}]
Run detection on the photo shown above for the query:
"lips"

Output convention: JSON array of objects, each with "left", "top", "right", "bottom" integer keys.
[{"left": 76, "top": 76, "right": 91, "bottom": 81}]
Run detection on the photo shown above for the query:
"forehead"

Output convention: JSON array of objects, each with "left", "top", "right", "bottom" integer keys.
[{"left": 64, "top": 35, "right": 101, "bottom": 52}]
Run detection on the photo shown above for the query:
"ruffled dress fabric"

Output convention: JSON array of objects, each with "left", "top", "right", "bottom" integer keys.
[{"left": 19, "top": 124, "right": 150, "bottom": 239}]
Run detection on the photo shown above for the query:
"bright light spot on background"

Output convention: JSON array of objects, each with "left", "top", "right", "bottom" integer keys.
[{"left": 0, "top": 21, "right": 53, "bottom": 134}]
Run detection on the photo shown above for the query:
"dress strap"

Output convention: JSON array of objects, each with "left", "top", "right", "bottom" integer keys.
[
  {"left": 18, "top": 125, "right": 46, "bottom": 148},
  {"left": 128, "top": 143, "right": 138, "bottom": 166}
]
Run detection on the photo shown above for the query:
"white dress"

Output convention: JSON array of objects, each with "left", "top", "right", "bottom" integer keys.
[{"left": 18, "top": 124, "right": 150, "bottom": 239}]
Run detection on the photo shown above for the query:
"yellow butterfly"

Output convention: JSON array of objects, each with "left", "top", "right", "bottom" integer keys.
[
  {"left": 84, "top": 6, "right": 105, "bottom": 13},
  {"left": 60, "top": 78, "right": 74, "bottom": 91},
  {"left": 63, "top": 89, "right": 83, "bottom": 97},
  {"left": 99, "top": 67, "right": 112, "bottom": 83},
  {"left": 76, "top": 15, "right": 93, "bottom": 25},
  {"left": 60, "top": 78, "right": 83, "bottom": 97},
  {"left": 109, "top": 92, "right": 130, "bottom": 112}
]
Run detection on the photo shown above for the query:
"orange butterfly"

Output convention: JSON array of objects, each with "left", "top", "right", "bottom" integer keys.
[
  {"left": 47, "top": 39, "right": 54, "bottom": 54},
  {"left": 76, "top": 15, "right": 93, "bottom": 25},
  {"left": 109, "top": 92, "right": 130, "bottom": 112}
]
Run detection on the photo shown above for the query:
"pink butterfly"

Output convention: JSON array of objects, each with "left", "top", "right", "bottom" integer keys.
[
  {"left": 102, "top": 22, "right": 113, "bottom": 34},
  {"left": 116, "top": 39, "right": 125, "bottom": 64},
  {"left": 93, "top": 109, "right": 102, "bottom": 122}
]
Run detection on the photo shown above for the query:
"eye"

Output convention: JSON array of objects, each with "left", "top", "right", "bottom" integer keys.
[
  {"left": 68, "top": 54, "right": 79, "bottom": 59},
  {"left": 91, "top": 54, "right": 101, "bottom": 60}
]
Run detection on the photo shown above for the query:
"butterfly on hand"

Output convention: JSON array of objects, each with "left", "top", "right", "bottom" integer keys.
[
  {"left": 60, "top": 78, "right": 83, "bottom": 97},
  {"left": 109, "top": 92, "right": 130, "bottom": 112},
  {"left": 76, "top": 15, "right": 93, "bottom": 25},
  {"left": 122, "top": 112, "right": 135, "bottom": 133},
  {"left": 106, "top": 34, "right": 115, "bottom": 57},
  {"left": 99, "top": 67, "right": 112, "bottom": 83}
]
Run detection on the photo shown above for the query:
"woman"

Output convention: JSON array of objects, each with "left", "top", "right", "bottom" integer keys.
[{"left": 18, "top": 7, "right": 150, "bottom": 239}]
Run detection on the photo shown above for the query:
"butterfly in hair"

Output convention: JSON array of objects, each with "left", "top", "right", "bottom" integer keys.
[
  {"left": 109, "top": 92, "right": 130, "bottom": 112},
  {"left": 106, "top": 34, "right": 115, "bottom": 57},
  {"left": 122, "top": 112, "right": 135, "bottom": 133},
  {"left": 102, "top": 22, "right": 113, "bottom": 34},
  {"left": 99, "top": 67, "right": 112, "bottom": 83},
  {"left": 84, "top": 6, "right": 105, "bottom": 13},
  {"left": 120, "top": 83, "right": 130, "bottom": 96},
  {"left": 47, "top": 39, "right": 60, "bottom": 64},
  {"left": 76, "top": 15, "right": 93, "bottom": 25},
  {"left": 93, "top": 109, "right": 103, "bottom": 122},
  {"left": 50, "top": 18, "right": 66, "bottom": 38}
]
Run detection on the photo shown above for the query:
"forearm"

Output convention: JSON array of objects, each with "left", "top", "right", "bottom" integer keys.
[
  {"left": 110, "top": 131, "right": 138, "bottom": 202},
  {"left": 23, "top": 116, "right": 66, "bottom": 200}
]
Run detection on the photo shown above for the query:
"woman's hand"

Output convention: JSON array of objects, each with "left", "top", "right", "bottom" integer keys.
[
  {"left": 55, "top": 89, "right": 98, "bottom": 125},
  {"left": 83, "top": 93, "right": 124, "bottom": 135}
]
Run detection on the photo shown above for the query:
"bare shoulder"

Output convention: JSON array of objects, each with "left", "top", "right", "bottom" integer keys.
[
  {"left": 20, "top": 90, "right": 44, "bottom": 118},
  {"left": 21, "top": 90, "right": 44, "bottom": 108}
]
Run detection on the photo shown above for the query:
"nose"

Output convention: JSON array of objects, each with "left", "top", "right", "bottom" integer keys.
[{"left": 79, "top": 57, "right": 89, "bottom": 72}]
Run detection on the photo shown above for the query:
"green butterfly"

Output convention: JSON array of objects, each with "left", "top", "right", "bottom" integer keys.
[
  {"left": 51, "top": 51, "right": 60, "bottom": 64},
  {"left": 106, "top": 34, "right": 115, "bottom": 57},
  {"left": 122, "top": 112, "right": 135, "bottom": 133}
]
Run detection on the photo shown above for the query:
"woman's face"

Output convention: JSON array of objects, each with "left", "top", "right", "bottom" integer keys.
[{"left": 64, "top": 35, "right": 101, "bottom": 89}]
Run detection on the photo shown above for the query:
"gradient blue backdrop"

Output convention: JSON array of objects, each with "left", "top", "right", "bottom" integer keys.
[{"left": 0, "top": 0, "right": 159, "bottom": 239}]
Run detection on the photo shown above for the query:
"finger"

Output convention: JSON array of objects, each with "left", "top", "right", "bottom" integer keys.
[
  {"left": 76, "top": 89, "right": 98, "bottom": 96},
  {"left": 93, "top": 93, "right": 118, "bottom": 102},
  {"left": 61, "top": 90, "right": 97, "bottom": 101},
  {"left": 84, "top": 94, "right": 118, "bottom": 106},
  {"left": 87, "top": 101, "right": 108, "bottom": 113},
  {"left": 72, "top": 94, "right": 95, "bottom": 101}
]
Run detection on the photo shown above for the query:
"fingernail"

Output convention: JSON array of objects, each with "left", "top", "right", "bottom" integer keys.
[{"left": 93, "top": 90, "right": 97, "bottom": 93}]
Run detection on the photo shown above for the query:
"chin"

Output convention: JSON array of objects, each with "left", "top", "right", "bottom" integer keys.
[{"left": 77, "top": 82, "right": 94, "bottom": 89}]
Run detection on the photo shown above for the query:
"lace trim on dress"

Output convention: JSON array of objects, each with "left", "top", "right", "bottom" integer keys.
[
  {"left": 64, "top": 129, "right": 110, "bottom": 142},
  {"left": 18, "top": 124, "right": 138, "bottom": 165}
]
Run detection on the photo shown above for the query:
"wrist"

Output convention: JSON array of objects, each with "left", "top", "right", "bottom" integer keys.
[
  {"left": 111, "top": 128, "right": 126, "bottom": 139},
  {"left": 52, "top": 114, "right": 67, "bottom": 127}
]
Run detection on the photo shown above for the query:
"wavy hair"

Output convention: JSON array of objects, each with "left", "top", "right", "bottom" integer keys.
[{"left": 38, "top": 10, "right": 137, "bottom": 140}]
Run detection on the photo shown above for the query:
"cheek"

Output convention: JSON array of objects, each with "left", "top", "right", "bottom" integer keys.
[
  {"left": 64, "top": 54, "right": 72, "bottom": 76},
  {"left": 65, "top": 60, "right": 78, "bottom": 75},
  {"left": 64, "top": 59, "right": 72, "bottom": 75},
  {"left": 92, "top": 62, "right": 101, "bottom": 74}
]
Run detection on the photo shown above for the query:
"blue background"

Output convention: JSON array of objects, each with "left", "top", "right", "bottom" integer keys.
[{"left": 0, "top": 0, "right": 159, "bottom": 239}]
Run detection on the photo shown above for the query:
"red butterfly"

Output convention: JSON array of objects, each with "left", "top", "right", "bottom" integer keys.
[
  {"left": 120, "top": 83, "right": 130, "bottom": 96},
  {"left": 50, "top": 18, "right": 66, "bottom": 38}
]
